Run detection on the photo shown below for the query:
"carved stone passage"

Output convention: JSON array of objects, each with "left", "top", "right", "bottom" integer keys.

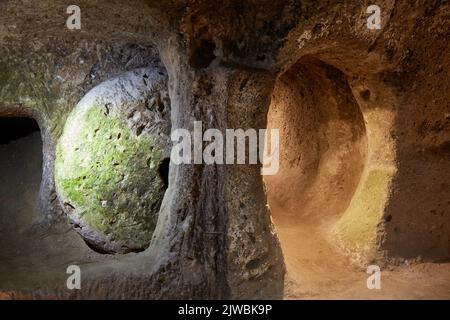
[{"left": 0, "top": 0, "right": 449, "bottom": 300}]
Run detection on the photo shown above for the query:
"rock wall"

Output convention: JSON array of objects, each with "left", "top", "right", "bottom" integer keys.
[{"left": 0, "top": 0, "right": 448, "bottom": 299}]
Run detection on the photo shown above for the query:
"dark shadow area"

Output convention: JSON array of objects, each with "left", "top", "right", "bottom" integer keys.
[
  {"left": 0, "top": 117, "right": 42, "bottom": 249},
  {"left": 158, "top": 157, "right": 170, "bottom": 189},
  {"left": 0, "top": 117, "right": 40, "bottom": 144}
]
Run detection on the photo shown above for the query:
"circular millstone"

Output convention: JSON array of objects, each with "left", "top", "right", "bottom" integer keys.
[{"left": 55, "top": 68, "right": 171, "bottom": 253}]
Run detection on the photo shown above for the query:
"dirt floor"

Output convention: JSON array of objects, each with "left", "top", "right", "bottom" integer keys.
[{"left": 272, "top": 204, "right": 450, "bottom": 299}]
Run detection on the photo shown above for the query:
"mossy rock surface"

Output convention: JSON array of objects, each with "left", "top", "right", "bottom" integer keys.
[
  {"left": 55, "top": 68, "right": 171, "bottom": 253},
  {"left": 331, "top": 169, "right": 393, "bottom": 262}
]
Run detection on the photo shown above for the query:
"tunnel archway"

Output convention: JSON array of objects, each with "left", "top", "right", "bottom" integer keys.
[
  {"left": 0, "top": 117, "right": 42, "bottom": 243},
  {"left": 264, "top": 57, "right": 369, "bottom": 294}
]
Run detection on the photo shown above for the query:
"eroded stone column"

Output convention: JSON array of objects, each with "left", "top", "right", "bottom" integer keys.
[{"left": 151, "top": 38, "right": 284, "bottom": 299}]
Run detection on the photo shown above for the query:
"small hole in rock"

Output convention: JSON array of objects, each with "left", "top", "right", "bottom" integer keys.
[
  {"left": 189, "top": 39, "right": 216, "bottom": 69},
  {"left": 360, "top": 89, "right": 371, "bottom": 101},
  {"left": 136, "top": 125, "right": 145, "bottom": 136},
  {"left": 158, "top": 157, "right": 170, "bottom": 189}
]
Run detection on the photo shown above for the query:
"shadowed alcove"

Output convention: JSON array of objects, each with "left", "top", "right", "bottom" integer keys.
[{"left": 0, "top": 117, "right": 42, "bottom": 245}]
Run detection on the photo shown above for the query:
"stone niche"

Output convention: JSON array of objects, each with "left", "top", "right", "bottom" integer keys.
[{"left": 0, "top": 0, "right": 449, "bottom": 300}]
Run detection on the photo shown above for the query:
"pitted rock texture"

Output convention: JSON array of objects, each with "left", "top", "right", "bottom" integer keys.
[
  {"left": 0, "top": 0, "right": 449, "bottom": 300},
  {"left": 55, "top": 68, "right": 171, "bottom": 253}
]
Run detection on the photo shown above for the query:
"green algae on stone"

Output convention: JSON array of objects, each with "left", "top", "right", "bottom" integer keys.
[
  {"left": 55, "top": 104, "right": 165, "bottom": 252},
  {"left": 331, "top": 169, "right": 393, "bottom": 262}
]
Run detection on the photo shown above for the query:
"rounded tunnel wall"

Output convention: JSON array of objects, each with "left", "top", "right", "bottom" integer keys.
[{"left": 265, "top": 55, "right": 398, "bottom": 265}]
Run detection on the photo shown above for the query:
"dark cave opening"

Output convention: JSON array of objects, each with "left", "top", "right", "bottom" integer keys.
[
  {"left": 0, "top": 117, "right": 40, "bottom": 144},
  {"left": 0, "top": 116, "right": 42, "bottom": 238}
]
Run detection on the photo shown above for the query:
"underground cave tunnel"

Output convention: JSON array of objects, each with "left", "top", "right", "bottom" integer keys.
[{"left": 0, "top": 117, "right": 42, "bottom": 239}]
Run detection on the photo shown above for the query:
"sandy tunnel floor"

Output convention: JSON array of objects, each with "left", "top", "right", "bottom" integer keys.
[{"left": 271, "top": 204, "right": 450, "bottom": 299}]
